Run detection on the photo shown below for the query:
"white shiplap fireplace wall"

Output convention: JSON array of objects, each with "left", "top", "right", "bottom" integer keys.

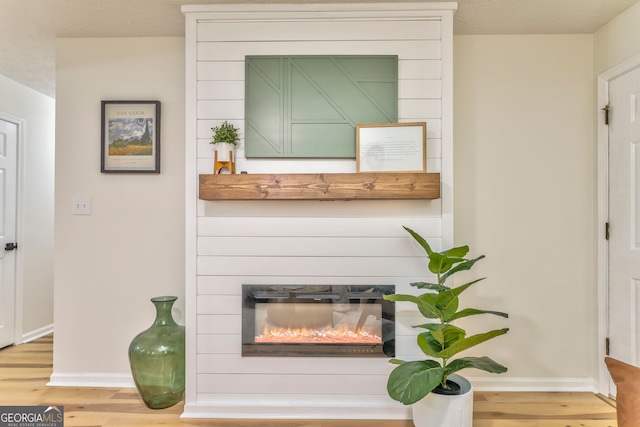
[{"left": 183, "top": 2, "right": 456, "bottom": 419}]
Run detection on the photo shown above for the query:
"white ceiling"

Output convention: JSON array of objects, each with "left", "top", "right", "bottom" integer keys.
[{"left": 1, "top": 0, "right": 638, "bottom": 98}]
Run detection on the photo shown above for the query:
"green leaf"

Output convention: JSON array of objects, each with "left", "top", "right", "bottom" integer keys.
[
  {"left": 436, "top": 278, "right": 485, "bottom": 321},
  {"left": 428, "top": 328, "right": 445, "bottom": 346},
  {"left": 444, "top": 356, "right": 508, "bottom": 376},
  {"left": 413, "top": 323, "right": 450, "bottom": 331},
  {"left": 442, "top": 245, "right": 470, "bottom": 258},
  {"left": 435, "top": 255, "right": 468, "bottom": 276},
  {"left": 427, "top": 253, "right": 465, "bottom": 276},
  {"left": 388, "top": 358, "right": 406, "bottom": 365},
  {"left": 416, "top": 293, "right": 441, "bottom": 319},
  {"left": 387, "top": 360, "right": 445, "bottom": 405},
  {"left": 418, "top": 332, "right": 445, "bottom": 356},
  {"left": 383, "top": 294, "right": 419, "bottom": 304},
  {"left": 443, "top": 278, "right": 485, "bottom": 302},
  {"left": 410, "top": 282, "right": 450, "bottom": 292},
  {"left": 440, "top": 255, "right": 485, "bottom": 284},
  {"left": 438, "top": 328, "right": 509, "bottom": 359},
  {"left": 403, "top": 226, "right": 433, "bottom": 256},
  {"left": 427, "top": 252, "right": 446, "bottom": 274},
  {"left": 440, "top": 325, "right": 466, "bottom": 348},
  {"left": 383, "top": 293, "right": 441, "bottom": 319},
  {"left": 420, "top": 324, "right": 467, "bottom": 350},
  {"left": 439, "top": 295, "right": 460, "bottom": 321},
  {"left": 449, "top": 308, "right": 509, "bottom": 321}
]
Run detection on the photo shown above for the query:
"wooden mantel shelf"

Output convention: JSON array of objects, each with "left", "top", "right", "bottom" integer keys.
[{"left": 199, "top": 172, "right": 440, "bottom": 201}]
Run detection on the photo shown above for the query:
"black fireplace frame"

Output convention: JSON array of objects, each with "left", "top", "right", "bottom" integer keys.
[{"left": 241, "top": 284, "right": 395, "bottom": 357}]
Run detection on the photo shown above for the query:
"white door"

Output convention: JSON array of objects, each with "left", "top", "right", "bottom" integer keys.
[
  {"left": 0, "top": 118, "right": 18, "bottom": 349},
  {"left": 608, "top": 65, "right": 640, "bottom": 397}
]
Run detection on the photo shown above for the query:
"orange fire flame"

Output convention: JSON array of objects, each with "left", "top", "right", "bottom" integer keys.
[{"left": 255, "top": 324, "right": 381, "bottom": 344}]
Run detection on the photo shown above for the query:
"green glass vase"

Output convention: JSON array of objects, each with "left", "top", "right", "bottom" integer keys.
[{"left": 128, "top": 296, "right": 185, "bottom": 409}]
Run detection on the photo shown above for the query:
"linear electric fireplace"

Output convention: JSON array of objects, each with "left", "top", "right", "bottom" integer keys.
[{"left": 242, "top": 284, "right": 395, "bottom": 357}]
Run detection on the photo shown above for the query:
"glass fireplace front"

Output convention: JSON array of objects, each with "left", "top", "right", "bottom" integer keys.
[{"left": 242, "top": 284, "right": 395, "bottom": 357}]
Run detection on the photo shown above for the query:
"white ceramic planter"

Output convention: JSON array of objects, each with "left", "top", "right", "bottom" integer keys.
[
  {"left": 214, "top": 142, "right": 235, "bottom": 162},
  {"left": 411, "top": 375, "right": 473, "bottom": 427}
]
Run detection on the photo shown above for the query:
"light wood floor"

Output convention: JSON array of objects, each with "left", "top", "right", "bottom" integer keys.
[{"left": 0, "top": 335, "right": 617, "bottom": 426}]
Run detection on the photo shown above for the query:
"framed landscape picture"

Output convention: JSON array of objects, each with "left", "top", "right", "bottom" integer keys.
[{"left": 101, "top": 100, "right": 161, "bottom": 173}]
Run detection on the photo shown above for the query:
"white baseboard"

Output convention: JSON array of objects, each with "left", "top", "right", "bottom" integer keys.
[
  {"left": 467, "top": 376, "right": 597, "bottom": 393},
  {"left": 44, "top": 374, "right": 596, "bottom": 393},
  {"left": 181, "top": 376, "right": 598, "bottom": 419},
  {"left": 182, "top": 395, "right": 411, "bottom": 420},
  {"left": 22, "top": 324, "right": 53, "bottom": 343},
  {"left": 47, "top": 372, "right": 135, "bottom": 388}
]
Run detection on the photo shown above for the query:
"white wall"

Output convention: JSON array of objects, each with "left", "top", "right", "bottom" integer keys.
[
  {"left": 51, "top": 37, "right": 185, "bottom": 385},
  {"left": 594, "top": 0, "right": 640, "bottom": 75},
  {"left": 0, "top": 74, "right": 55, "bottom": 341},
  {"left": 454, "top": 35, "right": 596, "bottom": 385}
]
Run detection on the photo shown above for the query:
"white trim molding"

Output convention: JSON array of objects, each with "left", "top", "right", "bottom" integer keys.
[
  {"left": 181, "top": 376, "right": 596, "bottom": 420},
  {"left": 0, "top": 110, "right": 26, "bottom": 346},
  {"left": 596, "top": 50, "right": 640, "bottom": 397},
  {"left": 183, "top": 396, "right": 411, "bottom": 420},
  {"left": 468, "top": 376, "right": 597, "bottom": 393},
  {"left": 22, "top": 323, "right": 53, "bottom": 343},
  {"left": 47, "top": 372, "right": 134, "bottom": 388},
  {"left": 183, "top": 9, "right": 199, "bottom": 408},
  {"left": 182, "top": 1, "right": 458, "bottom": 15}
]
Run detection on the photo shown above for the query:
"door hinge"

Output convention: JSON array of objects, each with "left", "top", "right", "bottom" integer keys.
[
  {"left": 4, "top": 242, "right": 17, "bottom": 251},
  {"left": 602, "top": 104, "right": 610, "bottom": 125},
  {"left": 606, "top": 222, "right": 610, "bottom": 240},
  {"left": 606, "top": 337, "right": 610, "bottom": 356}
]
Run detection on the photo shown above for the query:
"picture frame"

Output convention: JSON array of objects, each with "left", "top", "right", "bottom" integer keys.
[
  {"left": 356, "top": 122, "right": 427, "bottom": 173},
  {"left": 101, "top": 100, "right": 161, "bottom": 173}
]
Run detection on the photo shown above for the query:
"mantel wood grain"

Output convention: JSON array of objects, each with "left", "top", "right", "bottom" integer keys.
[{"left": 199, "top": 173, "right": 440, "bottom": 200}]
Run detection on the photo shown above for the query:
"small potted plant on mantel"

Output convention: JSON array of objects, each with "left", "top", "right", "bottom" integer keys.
[
  {"left": 210, "top": 121, "right": 240, "bottom": 172},
  {"left": 383, "top": 226, "right": 509, "bottom": 427}
]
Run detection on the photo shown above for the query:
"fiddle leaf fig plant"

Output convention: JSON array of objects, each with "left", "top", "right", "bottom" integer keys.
[
  {"left": 210, "top": 121, "right": 240, "bottom": 145},
  {"left": 383, "top": 226, "right": 509, "bottom": 405}
]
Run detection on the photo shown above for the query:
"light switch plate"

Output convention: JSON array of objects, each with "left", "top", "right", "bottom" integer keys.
[{"left": 72, "top": 197, "right": 91, "bottom": 215}]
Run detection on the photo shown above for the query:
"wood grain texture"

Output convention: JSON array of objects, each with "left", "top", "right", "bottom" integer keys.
[
  {"left": 199, "top": 173, "right": 441, "bottom": 200},
  {"left": 0, "top": 335, "right": 617, "bottom": 426}
]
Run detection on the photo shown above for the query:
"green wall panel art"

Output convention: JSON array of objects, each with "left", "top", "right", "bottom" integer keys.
[{"left": 245, "top": 55, "right": 398, "bottom": 158}]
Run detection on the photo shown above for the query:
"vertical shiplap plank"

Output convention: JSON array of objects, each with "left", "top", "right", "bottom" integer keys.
[
  {"left": 440, "top": 8, "right": 455, "bottom": 248},
  {"left": 184, "top": 10, "right": 199, "bottom": 407}
]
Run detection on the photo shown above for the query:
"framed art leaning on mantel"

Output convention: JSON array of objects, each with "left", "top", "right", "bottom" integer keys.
[
  {"left": 356, "top": 122, "right": 427, "bottom": 173},
  {"left": 101, "top": 100, "right": 161, "bottom": 173}
]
